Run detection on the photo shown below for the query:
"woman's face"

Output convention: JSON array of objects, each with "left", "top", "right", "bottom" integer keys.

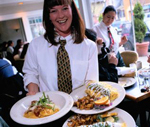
[
  {"left": 103, "top": 11, "right": 116, "bottom": 26},
  {"left": 49, "top": 4, "right": 72, "bottom": 37}
]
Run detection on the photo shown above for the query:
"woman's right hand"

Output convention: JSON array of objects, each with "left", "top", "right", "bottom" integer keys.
[
  {"left": 26, "top": 83, "right": 39, "bottom": 96},
  {"left": 96, "top": 37, "right": 103, "bottom": 45}
]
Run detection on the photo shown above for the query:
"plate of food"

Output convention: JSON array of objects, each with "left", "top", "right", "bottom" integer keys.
[
  {"left": 70, "top": 81, "right": 125, "bottom": 114},
  {"left": 118, "top": 77, "right": 136, "bottom": 88},
  {"left": 63, "top": 107, "right": 136, "bottom": 127},
  {"left": 10, "top": 91, "right": 74, "bottom": 125}
]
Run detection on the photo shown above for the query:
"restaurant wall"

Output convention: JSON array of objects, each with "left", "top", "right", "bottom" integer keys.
[
  {"left": 0, "top": 18, "right": 25, "bottom": 45},
  {"left": 0, "top": 2, "right": 43, "bottom": 43}
]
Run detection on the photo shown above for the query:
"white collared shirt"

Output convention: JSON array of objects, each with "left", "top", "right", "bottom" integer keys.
[
  {"left": 23, "top": 35, "right": 98, "bottom": 92},
  {"left": 92, "top": 21, "right": 120, "bottom": 54}
]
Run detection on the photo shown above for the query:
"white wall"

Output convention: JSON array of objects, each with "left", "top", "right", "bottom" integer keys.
[{"left": 0, "top": 2, "right": 43, "bottom": 43}]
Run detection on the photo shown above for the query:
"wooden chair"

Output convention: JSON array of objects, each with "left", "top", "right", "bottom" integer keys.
[
  {"left": 120, "top": 50, "right": 139, "bottom": 67},
  {"left": 120, "top": 50, "right": 139, "bottom": 77}
]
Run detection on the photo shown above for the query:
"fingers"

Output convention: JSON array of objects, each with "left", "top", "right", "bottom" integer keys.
[
  {"left": 26, "top": 83, "right": 39, "bottom": 96},
  {"left": 26, "top": 91, "right": 37, "bottom": 96},
  {"left": 122, "top": 36, "right": 127, "bottom": 41},
  {"left": 96, "top": 37, "right": 103, "bottom": 45}
]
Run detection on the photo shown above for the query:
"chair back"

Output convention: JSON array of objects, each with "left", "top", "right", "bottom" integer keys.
[{"left": 120, "top": 51, "right": 138, "bottom": 67}]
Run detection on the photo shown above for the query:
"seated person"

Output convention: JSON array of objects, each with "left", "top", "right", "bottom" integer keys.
[
  {"left": 0, "top": 116, "right": 9, "bottom": 127},
  {"left": 0, "top": 54, "right": 27, "bottom": 101},
  {"left": 13, "top": 39, "right": 23, "bottom": 56},
  {"left": 85, "top": 28, "right": 118, "bottom": 82}
]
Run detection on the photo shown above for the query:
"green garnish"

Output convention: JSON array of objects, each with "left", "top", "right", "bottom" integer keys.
[
  {"left": 36, "top": 92, "right": 55, "bottom": 110},
  {"left": 97, "top": 115, "right": 103, "bottom": 122},
  {"left": 113, "top": 116, "right": 119, "bottom": 122}
]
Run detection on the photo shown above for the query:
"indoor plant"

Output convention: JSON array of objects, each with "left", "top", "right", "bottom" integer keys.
[{"left": 133, "top": 2, "right": 149, "bottom": 56}]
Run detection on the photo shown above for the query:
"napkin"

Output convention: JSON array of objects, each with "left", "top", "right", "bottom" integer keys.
[{"left": 116, "top": 67, "right": 136, "bottom": 76}]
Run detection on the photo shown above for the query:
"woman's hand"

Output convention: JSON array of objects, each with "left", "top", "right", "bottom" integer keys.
[
  {"left": 119, "top": 35, "right": 128, "bottom": 46},
  {"left": 96, "top": 37, "right": 103, "bottom": 45},
  {"left": 26, "top": 83, "right": 39, "bottom": 96}
]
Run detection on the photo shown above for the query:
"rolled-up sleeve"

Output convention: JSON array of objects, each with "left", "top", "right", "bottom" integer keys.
[{"left": 23, "top": 40, "right": 40, "bottom": 91}]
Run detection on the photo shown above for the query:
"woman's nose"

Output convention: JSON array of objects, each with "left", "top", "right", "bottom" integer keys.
[{"left": 58, "top": 10, "right": 64, "bottom": 18}]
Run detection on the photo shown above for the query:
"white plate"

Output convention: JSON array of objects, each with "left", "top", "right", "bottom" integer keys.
[
  {"left": 118, "top": 77, "right": 136, "bottom": 88},
  {"left": 70, "top": 82, "right": 125, "bottom": 114},
  {"left": 10, "top": 91, "right": 74, "bottom": 125},
  {"left": 62, "top": 108, "right": 136, "bottom": 127}
]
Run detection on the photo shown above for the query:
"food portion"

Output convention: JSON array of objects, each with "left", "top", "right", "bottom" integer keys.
[
  {"left": 67, "top": 112, "right": 126, "bottom": 127},
  {"left": 73, "top": 82, "right": 119, "bottom": 110},
  {"left": 85, "top": 82, "right": 119, "bottom": 101},
  {"left": 24, "top": 92, "right": 59, "bottom": 118}
]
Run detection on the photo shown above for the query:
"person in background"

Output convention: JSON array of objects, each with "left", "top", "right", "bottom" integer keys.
[
  {"left": 6, "top": 40, "right": 14, "bottom": 55},
  {"left": 0, "top": 42, "right": 8, "bottom": 58},
  {"left": 6, "top": 40, "right": 15, "bottom": 65},
  {"left": 0, "top": 51, "right": 26, "bottom": 127},
  {"left": 23, "top": 0, "right": 98, "bottom": 96},
  {"left": 13, "top": 39, "right": 23, "bottom": 56},
  {"left": 2, "top": 41, "right": 8, "bottom": 51},
  {"left": 92, "top": 5, "right": 127, "bottom": 67},
  {"left": 85, "top": 28, "right": 118, "bottom": 82},
  {"left": 0, "top": 116, "right": 9, "bottom": 127}
]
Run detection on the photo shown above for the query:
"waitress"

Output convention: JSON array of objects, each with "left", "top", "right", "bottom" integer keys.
[{"left": 93, "top": 5, "right": 127, "bottom": 67}]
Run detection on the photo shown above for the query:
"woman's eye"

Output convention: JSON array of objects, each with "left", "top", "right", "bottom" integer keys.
[
  {"left": 63, "top": 7, "right": 68, "bottom": 10},
  {"left": 50, "top": 10, "right": 57, "bottom": 13}
]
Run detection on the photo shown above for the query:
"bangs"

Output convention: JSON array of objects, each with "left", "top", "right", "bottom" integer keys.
[{"left": 46, "top": 0, "right": 72, "bottom": 9}]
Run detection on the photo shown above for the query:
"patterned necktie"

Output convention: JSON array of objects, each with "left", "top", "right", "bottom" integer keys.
[
  {"left": 107, "top": 27, "right": 115, "bottom": 51},
  {"left": 57, "top": 39, "right": 72, "bottom": 94}
]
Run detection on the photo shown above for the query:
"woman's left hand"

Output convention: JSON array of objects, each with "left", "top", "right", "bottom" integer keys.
[{"left": 119, "top": 35, "right": 128, "bottom": 46}]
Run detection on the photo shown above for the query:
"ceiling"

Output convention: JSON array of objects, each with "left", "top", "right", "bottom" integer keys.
[{"left": 0, "top": 0, "right": 43, "bottom": 7}]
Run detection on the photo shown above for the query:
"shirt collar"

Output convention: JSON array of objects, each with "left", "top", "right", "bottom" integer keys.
[
  {"left": 47, "top": 34, "right": 74, "bottom": 46},
  {"left": 101, "top": 21, "right": 112, "bottom": 29},
  {"left": 101, "top": 21, "right": 108, "bottom": 29}
]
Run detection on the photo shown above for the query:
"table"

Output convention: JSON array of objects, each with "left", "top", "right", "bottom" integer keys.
[{"left": 124, "top": 76, "right": 150, "bottom": 127}]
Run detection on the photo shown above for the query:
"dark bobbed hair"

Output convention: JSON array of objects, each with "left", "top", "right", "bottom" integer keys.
[
  {"left": 43, "top": 0, "right": 85, "bottom": 46},
  {"left": 17, "top": 39, "right": 22, "bottom": 45},
  {"left": 103, "top": 5, "right": 116, "bottom": 15},
  {"left": 85, "top": 28, "right": 97, "bottom": 42},
  {"left": 7, "top": 40, "right": 13, "bottom": 46}
]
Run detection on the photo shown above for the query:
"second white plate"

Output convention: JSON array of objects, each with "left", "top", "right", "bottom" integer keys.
[
  {"left": 118, "top": 77, "right": 136, "bottom": 88},
  {"left": 70, "top": 81, "right": 125, "bottom": 114}
]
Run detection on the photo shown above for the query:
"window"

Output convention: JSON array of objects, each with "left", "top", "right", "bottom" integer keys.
[{"left": 28, "top": 16, "right": 45, "bottom": 38}]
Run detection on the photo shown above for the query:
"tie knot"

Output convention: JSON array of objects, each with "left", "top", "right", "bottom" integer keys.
[
  {"left": 59, "top": 39, "right": 66, "bottom": 46},
  {"left": 107, "top": 27, "right": 110, "bottom": 31}
]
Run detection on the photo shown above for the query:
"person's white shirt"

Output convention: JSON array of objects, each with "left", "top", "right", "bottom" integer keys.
[
  {"left": 93, "top": 21, "right": 120, "bottom": 54},
  {"left": 7, "top": 46, "right": 14, "bottom": 54},
  {"left": 23, "top": 34, "right": 98, "bottom": 92}
]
